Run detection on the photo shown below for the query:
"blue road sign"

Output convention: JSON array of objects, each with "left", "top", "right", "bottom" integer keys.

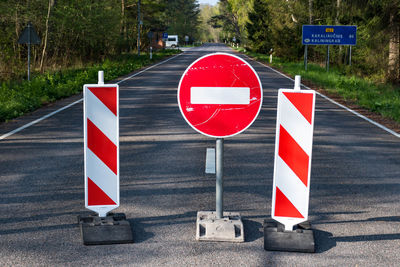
[
  {"left": 302, "top": 25, "right": 357, "bottom": 45},
  {"left": 162, "top": 32, "right": 168, "bottom": 39}
]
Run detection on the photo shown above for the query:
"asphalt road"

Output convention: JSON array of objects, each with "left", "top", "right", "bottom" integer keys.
[{"left": 0, "top": 43, "right": 399, "bottom": 266}]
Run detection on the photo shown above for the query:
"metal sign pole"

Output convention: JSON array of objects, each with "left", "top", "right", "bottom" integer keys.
[
  {"left": 349, "top": 46, "right": 352, "bottom": 66},
  {"left": 326, "top": 45, "right": 330, "bottom": 72},
  {"left": 137, "top": 0, "right": 141, "bottom": 56},
  {"left": 304, "top": 45, "right": 308, "bottom": 71},
  {"left": 216, "top": 138, "right": 224, "bottom": 219},
  {"left": 27, "top": 23, "right": 31, "bottom": 81},
  {"left": 28, "top": 43, "right": 31, "bottom": 81}
]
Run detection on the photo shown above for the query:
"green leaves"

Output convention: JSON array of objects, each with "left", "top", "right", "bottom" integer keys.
[{"left": 0, "top": 50, "right": 179, "bottom": 122}]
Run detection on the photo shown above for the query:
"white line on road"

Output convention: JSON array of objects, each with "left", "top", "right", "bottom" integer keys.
[
  {"left": 0, "top": 53, "right": 183, "bottom": 140},
  {"left": 243, "top": 55, "right": 400, "bottom": 138},
  {"left": 205, "top": 148, "right": 216, "bottom": 174}
]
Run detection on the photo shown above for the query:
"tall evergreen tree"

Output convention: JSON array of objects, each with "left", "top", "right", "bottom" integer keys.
[
  {"left": 164, "top": 0, "right": 200, "bottom": 43},
  {"left": 246, "top": 0, "right": 271, "bottom": 53}
]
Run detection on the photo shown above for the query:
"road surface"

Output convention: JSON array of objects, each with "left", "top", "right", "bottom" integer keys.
[{"left": 0, "top": 43, "right": 399, "bottom": 266}]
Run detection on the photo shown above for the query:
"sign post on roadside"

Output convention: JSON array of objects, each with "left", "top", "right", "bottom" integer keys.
[
  {"left": 178, "top": 53, "right": 263, "bottom": 242},
  {"left": 148, "top": 31, "right": 154, "bottom": 59},
  {"left": 264, "top": 75, "right": 316, "bottom": 253},
  {"left": 79, "top": 71, "right": 133, "bottom": 246},
  {"left": 302, "top": 25, "right": 357, "bottom": 71},
  {"left": 18, "top": 22, "right": 41, "bottom": 81}
]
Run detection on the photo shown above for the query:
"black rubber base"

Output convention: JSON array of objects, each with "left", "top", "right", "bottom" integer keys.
[
  {"left": 78, "top": 213, "right": 133, "bottom": 246},
  {"left": 263, "top": 219, "right": 315, "bottom": 253}
]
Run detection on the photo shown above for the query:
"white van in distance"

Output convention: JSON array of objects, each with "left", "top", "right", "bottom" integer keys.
[{"left": 166, "top": 35, "right": 178, "bottom": 48}]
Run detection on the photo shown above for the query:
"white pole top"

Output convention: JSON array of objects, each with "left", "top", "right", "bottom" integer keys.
[
  {"left": 294, "top": 75, "right": 301, "bottom": 91},
  {"left": 98, "top": 71, "right": 104, "bottom": 85}
]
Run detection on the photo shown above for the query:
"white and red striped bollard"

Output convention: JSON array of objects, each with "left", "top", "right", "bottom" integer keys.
[
  {"left": 84, "top": 71, "right": 119, "bottom": 217},
  {"left": 271, "top": 75, "right": 316, "bottom": 231}
]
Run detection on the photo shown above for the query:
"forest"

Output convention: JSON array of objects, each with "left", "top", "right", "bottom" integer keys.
[
  {"left": 2, "top": 1, "right": 399, "bottom": 84},
  {"left": 205, "top": 0, "right": 400, "bottom": 84},
  {"left": 0, "top": 0, "right": 200, "bottom": 81}
]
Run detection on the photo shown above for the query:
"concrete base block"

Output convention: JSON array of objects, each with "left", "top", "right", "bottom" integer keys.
[
  {"left": 78, "top": 213, "right": 133, "bottom": 246},
  {"left": 196, "top": 211, "right": 244, "bottom": 242},
  {"left": 263, "top": 219, "right": 315, "bottom": 253}
]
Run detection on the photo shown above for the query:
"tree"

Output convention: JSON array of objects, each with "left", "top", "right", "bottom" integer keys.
[
  {"left": 199, "top": 4, "right": 221, "bottom": 43},
  {"left": 209, "top": 0, "right": 241, "bottom": 42},
  {"left": 164, "top": 0, "right": 200, "bottom": 44},
  {"left": 246, "top": 0, "right": 272, "bottom": 53}
]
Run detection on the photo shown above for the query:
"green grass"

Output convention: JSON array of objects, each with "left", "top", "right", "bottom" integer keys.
[
  {"left": 0, "top": 50, "right": 179, "bottom": 122},
  {"left": 235, "top": 47, "right": 400, "bottom": 123}
]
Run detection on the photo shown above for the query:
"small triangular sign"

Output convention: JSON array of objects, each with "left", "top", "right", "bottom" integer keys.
[{"left": 18, "top": 22, "right": 41, "bottom": 45}]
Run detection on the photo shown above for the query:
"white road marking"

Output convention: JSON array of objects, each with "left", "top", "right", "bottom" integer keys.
[
  {"left": 243, "top": 55, "right": 400, "bottom": 138},
  {"left": 0, "top": 53, "right": 183, "bottom": 140}
]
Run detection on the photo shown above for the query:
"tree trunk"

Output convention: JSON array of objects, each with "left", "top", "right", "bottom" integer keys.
[
  {"left": 15, "top": 4, "right": 21, "bottom": 61},
  {"left": 388, "top": 8, "right": 400, "bottom": 83},
  {"left": 308, "top": 0, "right": 313, "bottom": 24},
  {"left": 120, "top": 0, "right": 126, "bottom": 53},
  {"left": 40, "top": 0, "right": 54, "bottom": 72}
]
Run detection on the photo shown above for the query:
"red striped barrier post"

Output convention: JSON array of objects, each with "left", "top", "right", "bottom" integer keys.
[
  {"left": 264, "top": 75, "right": 316, "bottom": 253},
  {"left": 84, "top": 71, "right": 119, "bottom": 217},
  {"left": 79, "top": 71, "right": 133, "bottom": 245}
]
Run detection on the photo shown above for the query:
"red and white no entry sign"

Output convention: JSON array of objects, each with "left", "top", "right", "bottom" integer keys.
[{"left": 178, "top": 53, "right": 263, "bottom": 138}]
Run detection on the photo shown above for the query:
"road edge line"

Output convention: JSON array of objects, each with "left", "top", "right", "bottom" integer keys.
[
  {"left": 0, "top": 53, "right": 183, "bottom": 140},
  {"left": 243, "top": 54, "right": 400, "bottom": 139}
]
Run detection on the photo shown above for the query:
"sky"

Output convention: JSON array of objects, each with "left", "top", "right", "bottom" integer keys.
[{"left": 198, "top": 0, "right": 219, "bottom": 6}]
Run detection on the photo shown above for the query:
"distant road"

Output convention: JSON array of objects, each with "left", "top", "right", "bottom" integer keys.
[{"left": 0, "top": 43, "right": 399, "bottom": 266}]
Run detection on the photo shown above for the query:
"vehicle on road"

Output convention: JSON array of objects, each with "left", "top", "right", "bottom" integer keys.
[{"left": 166, "top": 35, "right": 178, "bottom": 48}]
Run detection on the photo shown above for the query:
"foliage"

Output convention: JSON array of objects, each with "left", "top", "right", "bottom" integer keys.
[
  {"left": 198, "top": 4, "right": 221, "bottom": 43},
  {"left": 0, "top": 0, "right": 199, "bottom": 81},
  {"left": 235, "top": 47, "right": 400, "bottom": 123},
  {"left": 223, "top": 0, "right": 400, "bottom": 84},
  {"left": 0, "top": 50, "right": 179, "bottom": 122},
  {"left": 209, "top": 0, "right": 252, "bottom": 43},
  {"left": 246, "top": 0, "right": 272, "bottom": 54},
  {"left": 164, "top": 0, "right": 200, "bottom": 44}
]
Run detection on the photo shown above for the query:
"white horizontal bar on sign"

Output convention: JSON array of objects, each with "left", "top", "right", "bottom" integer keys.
[{"left": 191, "top": 87, "right": 250, "bottom": 105}]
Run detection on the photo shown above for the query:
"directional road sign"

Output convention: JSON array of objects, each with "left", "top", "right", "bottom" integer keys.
[
  {"left": 162, "top": 32, "right": 168, "bottom": 40},
  {"left": 302, "top": 25, "right": 357, "bottom": 45},
  {"left": 177, "top": 53, "right": 263, "bottom": 138}
]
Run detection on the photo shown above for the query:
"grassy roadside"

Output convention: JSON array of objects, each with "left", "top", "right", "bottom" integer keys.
[
  {"left": 0, "top": 50, "right": 179, "bottom": 122},
  {"left": 234, "top": 47, "right": 400, "bottom": 124}
]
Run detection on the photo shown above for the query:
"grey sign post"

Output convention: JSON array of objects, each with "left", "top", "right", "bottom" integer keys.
[
  {"left": 326, "top": 45, "right": 330, "bottom": 71},
  {"left": 304, "top": 45, "right": 308, "bottom": 71},
  {"left": 18, "top": 22, "right": 41, "bottom": 81},
  {"left": 148, "top": 31, "right": 154, "bottom": 59},
  {"left": 215, "top": 138, "right": 224, "bottom": 219},
  {"left": 178, "top": 53, "right": 263, "bottom": 243}
]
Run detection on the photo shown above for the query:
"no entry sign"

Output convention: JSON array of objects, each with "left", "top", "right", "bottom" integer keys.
[{"left": 178, "top": 53, "right": 263, "bottom": 138}]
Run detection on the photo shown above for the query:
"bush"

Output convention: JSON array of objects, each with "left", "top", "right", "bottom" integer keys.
[{"left": 0, "top": 50, "right": 179, "bottom": 122}]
